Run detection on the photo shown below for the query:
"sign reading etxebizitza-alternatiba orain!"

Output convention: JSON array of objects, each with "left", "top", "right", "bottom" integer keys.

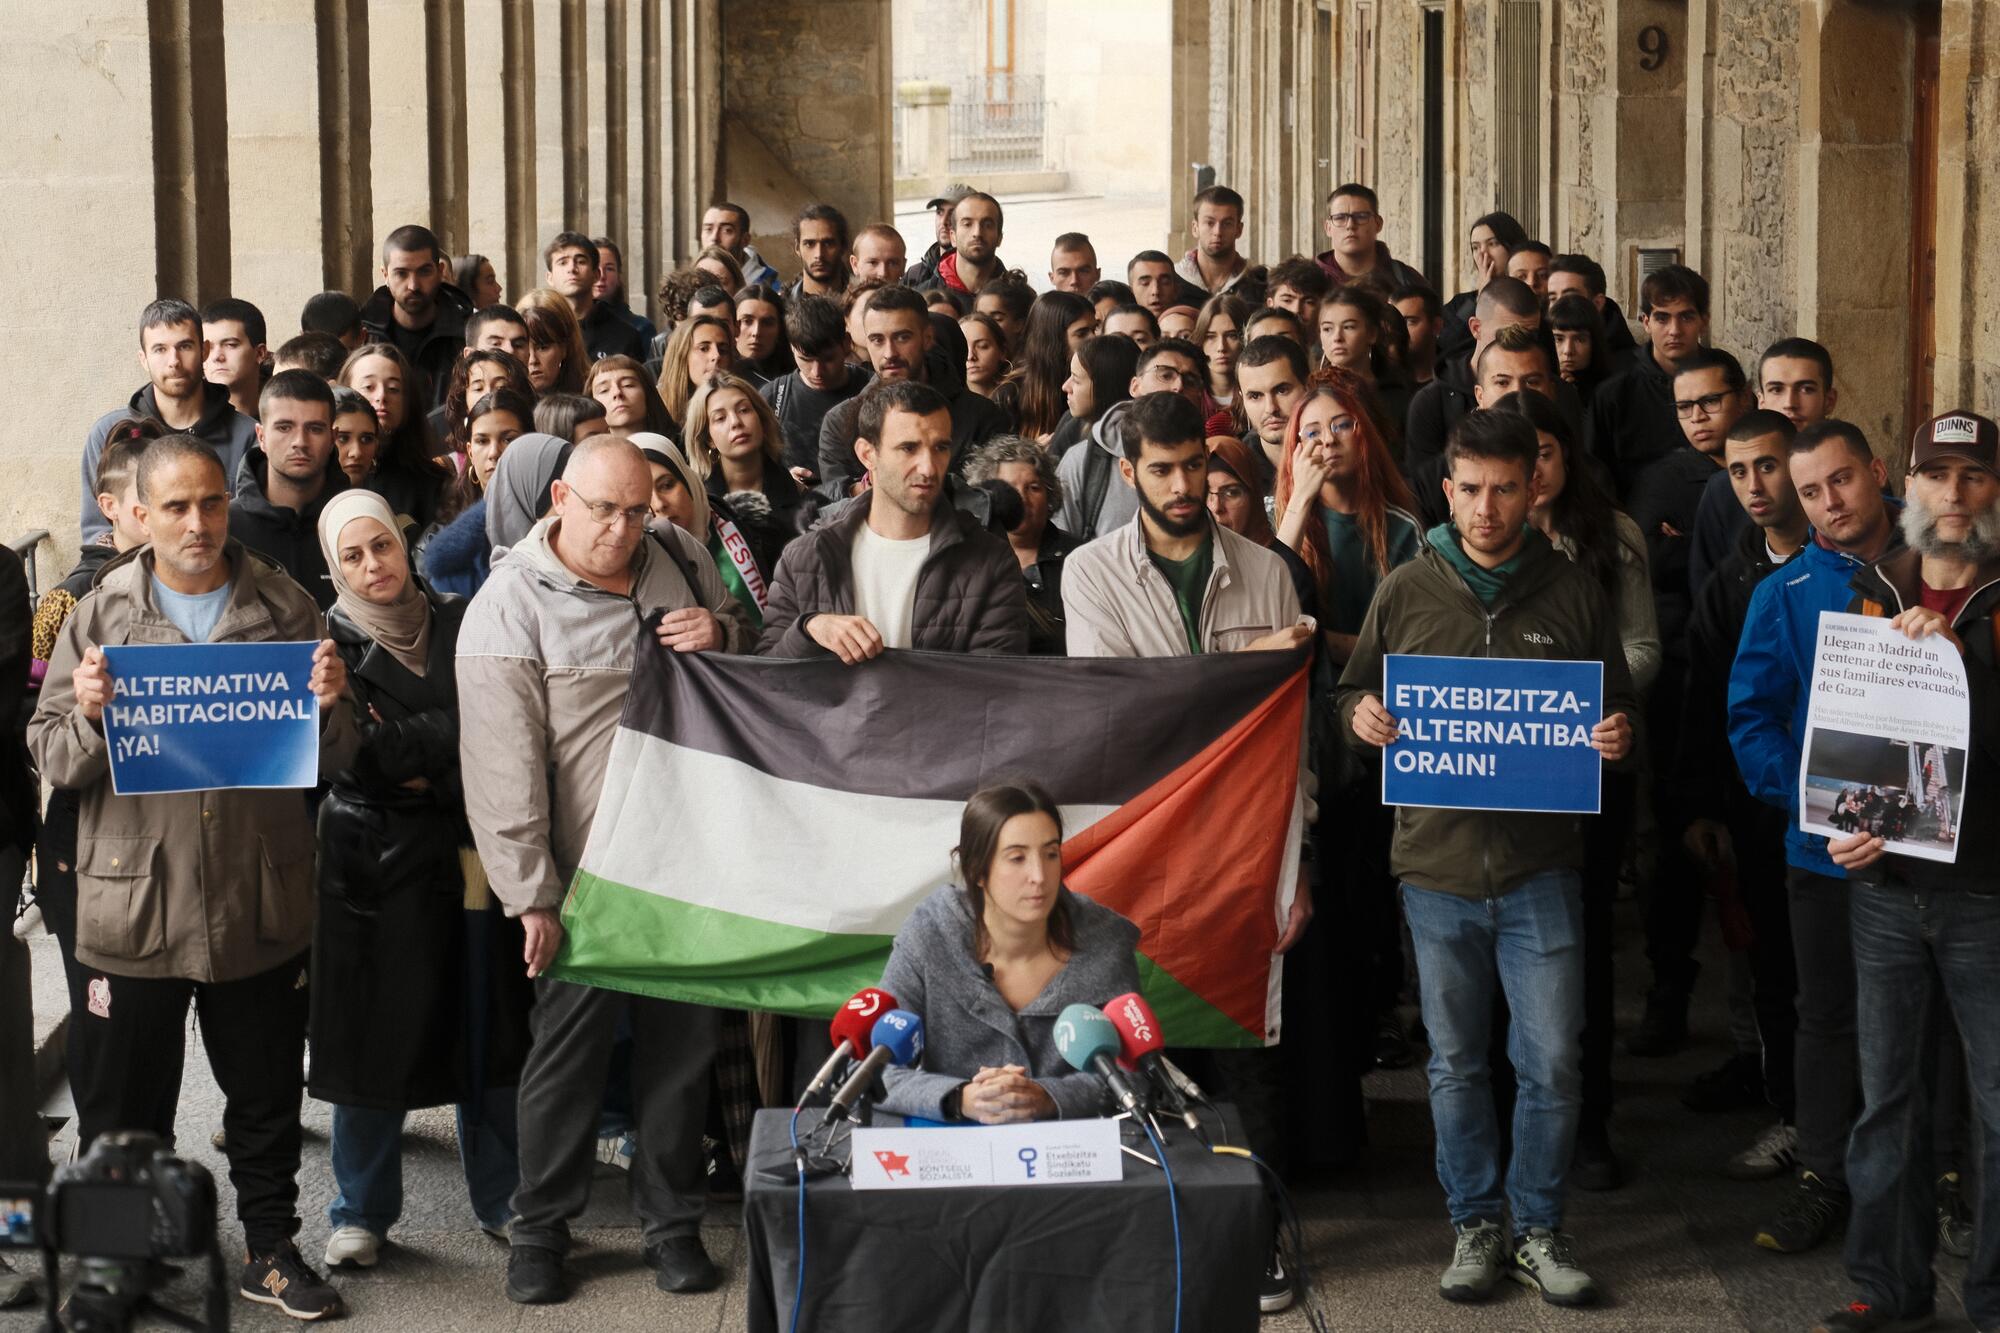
[
  {"left": 1381, "top": 654, "right": 1605, "bottom": 814},
  {"left": 101, "top": 641, "right": 321, "bottom": 795}
]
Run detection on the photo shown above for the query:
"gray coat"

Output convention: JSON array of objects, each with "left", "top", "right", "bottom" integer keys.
[{"left": 877, "top": 884, "right": 1143, "bottom": 1121}]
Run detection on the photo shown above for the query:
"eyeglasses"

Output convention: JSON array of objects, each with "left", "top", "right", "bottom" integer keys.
[
  {"left": 1210, "top": 483, "right": 1248, "bottom": 504},
  {"left": 1326, "top": 211, "right": 1376, "bottom": 228},
  {"left": 566, "top": 487, "right": 652, "bottom": 527},
  {"left": 1674, "top": 391, "right": 1735, "bottom": 420},
  {"left": 1299, "top": 419, "right": 1358, "bottom": 445},
  {"left": 1143, "top": 366, "right": 1193, "bottom": 386}
]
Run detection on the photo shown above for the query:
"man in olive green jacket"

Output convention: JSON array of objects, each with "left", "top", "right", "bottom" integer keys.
[
  {"left": 30, "top": 435, "right": 356, "bottom": 1319},
  {"left": 1336, "top": 410, "right": 1634, "bottom": 1310}
]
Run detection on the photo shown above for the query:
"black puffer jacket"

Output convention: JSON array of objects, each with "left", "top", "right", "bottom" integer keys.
[
  {"left": 757, "top": 500, "right": 1027, "bottom": 657},
  {"left": 307, "top": 592, "right": 532, "bottom": 1109},
  {"left": 358, "top": 283, "right": 473, "bottom": 407}
]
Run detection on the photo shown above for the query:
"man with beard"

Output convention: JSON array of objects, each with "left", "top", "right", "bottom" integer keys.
[
  {"left": 786, "top": 204, "right": 850, "bottom": 303},
  {"left": 360, "top": 224, "right": 471, "bottom": 408},
  {"left": 758, "top": 379, "right": 1025, "bottom": 659},
  {"left": 227, "top": 370, "right": 348, "bottom": 610},
  {"left": 1728, "top": 420, "right": 1901, "bottom": 1259},
  {"left": 1061, "top": 388, "right": 1317, "bottom": 1312},
  {"left": 83, "top": 299, "right": 257, "bottom": 544},
  {"left": 935, "top": 192, "right": 1007, "bottom": 296},
  {"left": 814, "top": 285, "right": 1006, "bottom": 500},
  {"left": 1808, "top": 411, "right": 2000, "bottom": 1333}
]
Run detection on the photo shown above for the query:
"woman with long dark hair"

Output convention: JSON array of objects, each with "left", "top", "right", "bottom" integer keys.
[
  {"left": 1048, "top": 331, "right": 1142, "bottom": 459},
  {"left": 312, "top": 489, "right": 532, "bottom": 1269},
  {"left": 338, "top": 343, "right": 451, "bottom": 529},
  {"left": 453, "top": 253, "right": 503, "bottom": 309},
  {"left": 996, "top": 291, "right": 1095, "bottom": 440},
  {"left": 587, "top": 355, "right": 676, "bottom": 437},
  {"left": 1548, "top": 294, "right": 1614, "bottom": 410},
  {"left": 1441, "top": 210, "right": 1528, "bottom": 359},
  {"left": 733, "top": 282, "right": 794, "bottom": 386},
  {"left": 1193, "top": 292, "right": 1251, "bottom": 428},
  {"left": 875, "top": 782, "right": 1142, "bottom": 1124},
  {"left": 1317, "top": 285, "right": 1416, "bottom": 452},
  {"left": 436, "top": 350, "right": 535, "bottom": 458}
]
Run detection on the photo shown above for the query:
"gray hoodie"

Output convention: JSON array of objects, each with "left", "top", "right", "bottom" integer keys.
[
  {"left": 456, "top": 513, "right": 752, "bottom": 916},
  {"left": 1052, "top": 400, "right": 1137, "bottom": 543}
]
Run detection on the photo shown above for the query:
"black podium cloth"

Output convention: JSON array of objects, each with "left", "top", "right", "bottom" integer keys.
[{"left": 742, "top": 1105, "right": 1269, "bottom": 1333}]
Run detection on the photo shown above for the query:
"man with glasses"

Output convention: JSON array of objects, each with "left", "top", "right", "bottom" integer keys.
[
  {"left": 1622, "top": 348, "right": 1751, "bottom": 1065},
  {"left": 1315, "top": 183, "right": 1426, "bottom": 289},
  {"left": 1588, "top": 263, "right": 1712, "bottom": 498},
  {"left": 459, "top": 437, "right": 752, "bottom": 1307}
]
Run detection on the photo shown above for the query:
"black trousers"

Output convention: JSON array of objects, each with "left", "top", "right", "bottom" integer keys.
[
  {"left": 1579, "top": 771, "right": 1639, "bottom": 1128},
  {"left": 1732, "top": 802, "right": 1798, "bottom": 1121},
  {"left": 0, "top": 847, "right": 47, "bottom": 1185},
  {"left": 1642, "top": 659, "right": 1704, "bottom": 1001},
  {"left": 35, "top": 792, "right": 182, "bottom": 1145},
  {"left": 1788, "top": 868, "right": 1858, "bottom": 1184},
  {"left": 73, "top": 952, "right": 310, "bottom": 1253}
]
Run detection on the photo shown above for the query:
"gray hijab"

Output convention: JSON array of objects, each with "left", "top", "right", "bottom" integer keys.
[{"left": 485, "top": 432, "right": 573, "bottom": 552}]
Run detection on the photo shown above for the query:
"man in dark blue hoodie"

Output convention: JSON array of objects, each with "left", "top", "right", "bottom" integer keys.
[
  {"left": 1727, "top": 419, "right": 1899, "bottom": 1258},
  {"left": 81, "top": 299, "right": 257, "bottom": 545}
]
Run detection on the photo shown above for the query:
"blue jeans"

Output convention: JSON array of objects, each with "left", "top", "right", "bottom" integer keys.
[
  {"left": 328, "top": 1087, "right": 521, "bottom": 1235},
  {"left": 1845, "top": 887, "right": 2000, "bottom": 1326},
  {"left": 1402, "top": 871, "right": 1584, "bottom": 1234}
]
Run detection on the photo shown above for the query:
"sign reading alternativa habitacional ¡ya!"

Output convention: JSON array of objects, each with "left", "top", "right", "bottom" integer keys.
[
  {"left": 1380, "top": 654, "right": 1605, "bottom": 814},
  {"left": 101, "top": 641, "right": 320, "bottom": 796}
]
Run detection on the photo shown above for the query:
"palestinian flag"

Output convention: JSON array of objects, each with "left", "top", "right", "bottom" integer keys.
[{"left": 549, "top": 631, "right": 1309, "bottom": 1047}]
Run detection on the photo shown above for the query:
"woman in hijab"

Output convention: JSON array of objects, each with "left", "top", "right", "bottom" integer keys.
[
  {"left": 308, "top": 490, "right": 533, "bottom": 1270},
  {"left": 418, "top": 432, "right": 571, "bottom": 596},
  {"left": 631, "top": 432, "right": 770, "bottom": 630}
]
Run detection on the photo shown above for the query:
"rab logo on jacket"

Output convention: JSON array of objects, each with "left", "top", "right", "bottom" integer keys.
[{"left": 1521, "top": 631, "right": 1554, "bottom": 646}]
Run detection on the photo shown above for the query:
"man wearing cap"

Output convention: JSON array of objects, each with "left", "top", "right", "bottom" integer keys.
[
  {"left": 904, "top": 184, "right": 972, "bottom": 289},
  {"left": 1807, "top": 411, "right": 2000, "bottom": 1333}
]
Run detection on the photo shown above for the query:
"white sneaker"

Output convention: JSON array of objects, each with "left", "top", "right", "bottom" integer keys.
[
  {"left": 323, "top": 1226, "right": 381, "bottom": 1269},
  {"left": 1725, "top": 1121, "right": 1799, "bottom": 1181},
  {"left": 1510, "top": 1229, "right": 1600, "bottom": 1307},
  {"left": 1439, "top": 1221, "right": 1506, "bottom": 1303}
]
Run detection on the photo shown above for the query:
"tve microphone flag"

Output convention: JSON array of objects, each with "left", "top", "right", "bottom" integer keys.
[{"left": 548, "top": 633, "right": 1310, "bottom": 1048}]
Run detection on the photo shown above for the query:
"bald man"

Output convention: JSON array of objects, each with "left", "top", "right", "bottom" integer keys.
[{"left": 457, "top": 435, "right": 752, "bottom": 1306}]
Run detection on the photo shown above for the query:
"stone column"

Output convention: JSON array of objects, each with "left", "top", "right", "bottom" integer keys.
[{"left": 226, "top": 0, "right": 325, "bottom": 333}]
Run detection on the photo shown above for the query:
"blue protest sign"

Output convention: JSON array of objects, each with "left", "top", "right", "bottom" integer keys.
[
  {"left": 1380, "top": 654, "right": 1603, "bottom": 814},
  {"left": 101, "top": 642, "right": 320, "bottom": 795}
]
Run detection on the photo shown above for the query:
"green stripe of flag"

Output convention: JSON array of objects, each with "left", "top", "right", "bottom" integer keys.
[{"left": 548, "top": 873, "right": 1260, "bottom": 1047}]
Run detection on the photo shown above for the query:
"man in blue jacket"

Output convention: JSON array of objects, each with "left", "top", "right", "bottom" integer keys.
[{"left": 1727, "top": 419, "right": 1899, "bottom": 1257}]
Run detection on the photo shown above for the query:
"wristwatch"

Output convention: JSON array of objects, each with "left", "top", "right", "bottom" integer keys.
[{"left": 941, "top": 1083, "right": 967, "bottom": 1121}]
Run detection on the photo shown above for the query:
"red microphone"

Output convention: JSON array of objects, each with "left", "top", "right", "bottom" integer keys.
[
  {"left": 803, "top": 987, "right": 897, "bottom": 1101},
  {"left": 1104, "top": 992, "right": 1199, "bottom": 1129}
]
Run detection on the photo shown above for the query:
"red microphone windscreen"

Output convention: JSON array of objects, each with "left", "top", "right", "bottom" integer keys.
[
  {"left": 828, "top": 987, "right": 897, "bottom": 1054},
  {"left": 1104, "top": 992, "right": 1163, "bottom": 1070}
]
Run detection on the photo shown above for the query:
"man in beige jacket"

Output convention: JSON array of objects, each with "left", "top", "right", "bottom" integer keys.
[
  {"left": 456, "top": 436, "right": 751, "bottom": 1307},
  {"left": 30, "top": 434, "right": 356, "bottom": 1321},
  {"left": 1060, "top": 389, "right": 1315, "bottom": 1313}
]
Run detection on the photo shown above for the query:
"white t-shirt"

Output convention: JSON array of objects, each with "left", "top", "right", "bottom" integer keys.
[{"left": 850, "top": 522, "right": 930, "bottom": 650}]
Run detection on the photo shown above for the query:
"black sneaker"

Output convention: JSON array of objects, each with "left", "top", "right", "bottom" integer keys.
[
  {"left": 704, "top": 1134, "right": 743, "bottom": 1200},
  {"left": 1683, "top": 1052, "right": 1766, "bottom": 1112},
  {"left": 1809, "top": 1299, "right": 1936, "bottom": 1332},
  {"left": 1569, "top": 1121, "right": 1624, "bottom": 1192},
  {"left": 505, "top": 1244, "right": 567, "bottom": 1304},
  {"left": 647, "top": 1235, "right": 720, "bottom": 1294},
  {"left": 1624, "top": 990, "right": 1689, "bottom": 1057},
  {"left": 1258, "top": 1245, "right": 1293, "bottom": 1314},
  {"left": 240, "top": 1243, "right": 345, "bottom": 1321},
  {"left": 1373, "top": 1019, "right": 1414, "bottom": 1070},
  {"left": 1938, "top": 1171, "right": 1974, "bottom": 1259},
  {"left": 1755, "top": 1170, "right": 1850, "bottom": 1253}
]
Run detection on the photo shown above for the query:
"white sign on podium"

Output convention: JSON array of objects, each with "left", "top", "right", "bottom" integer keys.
[{"left": 849, "top": 1118, "right": 1123, "bottom": 1190}]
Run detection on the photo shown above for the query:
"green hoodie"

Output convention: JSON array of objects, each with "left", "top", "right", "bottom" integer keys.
[
  {"left": 1334, "top": 535, "right": 1640, "bottom": 899},
  {"left": 1424, "top": 521, "right": 1544, "bottom": 607}
]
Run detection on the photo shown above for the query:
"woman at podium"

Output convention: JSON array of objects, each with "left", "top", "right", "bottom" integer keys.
[{"left": 877, "top": 782, "right": 1141, "bottom": 1124}]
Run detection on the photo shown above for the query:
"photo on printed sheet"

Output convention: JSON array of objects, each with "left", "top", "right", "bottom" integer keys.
[{"left": 1800, "top": 726, "right": 1967, "bottom": 863}]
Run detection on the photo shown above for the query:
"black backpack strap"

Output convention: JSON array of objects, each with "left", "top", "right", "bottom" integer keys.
[
  {"left": 1080, "top": 440, "right": 1115, "bottom": 541},
  {"left": 646, "top": 527, "right": 706, "bottom": 603}
]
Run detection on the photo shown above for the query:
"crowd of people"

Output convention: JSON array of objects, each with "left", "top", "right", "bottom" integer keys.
[{"left": 0, "top": 176, "right": 1996, "bottom": 1333}]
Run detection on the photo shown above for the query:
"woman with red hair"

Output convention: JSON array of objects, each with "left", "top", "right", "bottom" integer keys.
[{"left": 1273, "top": 369, "right": 1426, "bottom": 666}]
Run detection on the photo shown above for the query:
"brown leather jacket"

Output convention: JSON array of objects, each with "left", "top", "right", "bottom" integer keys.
[{"left": 29, "top": 542, "right": 358, "bottom": 983}]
